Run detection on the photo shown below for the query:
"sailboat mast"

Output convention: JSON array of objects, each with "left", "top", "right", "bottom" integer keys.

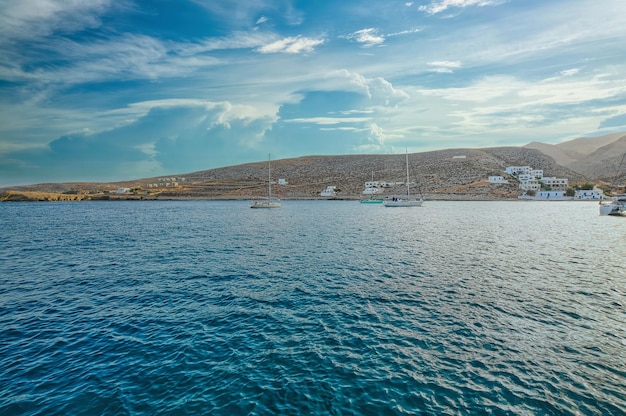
[
  {"left": 267, "top": 153, "right": 272, "bottom": 200},
  {"left": 405, "top": 148, "right": 410, "bottom": 198}
]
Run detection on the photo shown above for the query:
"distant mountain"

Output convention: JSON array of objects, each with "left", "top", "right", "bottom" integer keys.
[
  {"left": 525, "top": 132, "right": 626, "bottom": 182},
  {"left": 566, "top": 135, "right": 626, "bottom": 181}
]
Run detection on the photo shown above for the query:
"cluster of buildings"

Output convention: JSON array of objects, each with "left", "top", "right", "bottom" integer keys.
[
  {"left": 315, "top": 162, "right": 605, "bottom": 201},
  {"left": 146, "top": 177, "right": 187, "bottom": 188},
  {"left": 489, "top": 165, "right": 603, "bottom": 200}
]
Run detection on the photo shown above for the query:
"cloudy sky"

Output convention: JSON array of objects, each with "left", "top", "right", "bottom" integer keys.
[{"left": 1, "top": 0, "right": 626, "bottom": 185}]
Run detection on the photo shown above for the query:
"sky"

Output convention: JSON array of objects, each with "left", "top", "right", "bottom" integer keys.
[{"left": 1, "top": 0, "right": 626, "bottom": 186}]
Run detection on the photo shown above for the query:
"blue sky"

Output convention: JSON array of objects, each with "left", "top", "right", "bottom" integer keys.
[{"left": 1, "top": 0, "right": 626, "bottom": 185}]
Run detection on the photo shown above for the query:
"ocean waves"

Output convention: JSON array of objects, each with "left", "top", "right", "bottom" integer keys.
[{"left": 1, "top": 200, "right": 624, "bottom": 415}]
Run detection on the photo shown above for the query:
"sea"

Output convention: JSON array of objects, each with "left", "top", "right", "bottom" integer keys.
[{"left": 1, "top": 200, "right": 624, "bottom": 415}]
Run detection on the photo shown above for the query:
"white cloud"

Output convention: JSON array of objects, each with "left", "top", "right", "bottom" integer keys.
[
  {"left": 330, "top": 70, "right": 409, "bottom": 106},
  {"left": 0, "top": 0, "right": 114, "bottom": 43},
  {"left": 285, "top": 117, "right": 370, "bottom": 125},
  {"left": 257, "top": 36, "right": 325, "bottom": 54},
  {"left": 368, "top": 122, "right": 386, "bottom": 144},
  {"left": 419, "top": 0, "right": 504, "bottom": 15},
  {"left": 560, "top": 68, "right": 580, "bottom": 77},
  {"left": 427, "top": 60, "right": 462, "bottom": 73},
  {"left": 347, "top": 28, "right": 385, "bottom": 47},
  {"left": 387, "top": 28, "right": 422, "bottom": 37}
]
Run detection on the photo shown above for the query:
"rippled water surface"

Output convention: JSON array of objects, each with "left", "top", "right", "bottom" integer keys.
[{"left": 1, "top": 200, "right": 624, "bottom": 415}]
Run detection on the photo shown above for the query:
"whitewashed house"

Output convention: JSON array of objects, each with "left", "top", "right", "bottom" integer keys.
[
  {"left": 574, "top": 189, "right": 604, "bottom": 200},
  {"left": 505, "top": 166, "right": 532, "bottom": 175},
  {"left": 488, "top": 176, "right": 509, "bottom": 184},
  {"left": 532, "top": 190, "right": 572, "bottom": 200},
  {"left": 519, "top": 180, "right": 541, "bottom": 191},
  {"left": 541, "top": 176, "right": 568, "bottom": 189},
  {"left": 320, "top": 186, "right": 337, "bottom": 197}
]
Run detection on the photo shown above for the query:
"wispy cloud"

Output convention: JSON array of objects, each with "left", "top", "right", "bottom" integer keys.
[
  {"left": 0, "top": 0, "right": 114, "bottom": 43},
  {"left": 387, "top": 28, "right": 422, "bottom": 37},
  {"left": 427, "top": 60, "right": 462, "bottom": 73},
  {"left": 191, "top": 0, "right": 303, "bottom": 27},
  {"left": 257, "top": 36, "right": 325, "bottom": 54},
  {"left": 560, "top": 68, "right": 580, "bottom": 77},
  {"left": 285, "top": 116, "right": 370, "bottom": 125},
  {"left": 347, "top": 28, "right": 385, "bottom": 47},
  {"left": 419, "top": 0, "right": 504, "bottom": 15},
  {"left": 330, "top": 70, "right": 410, "bottom": 106}
]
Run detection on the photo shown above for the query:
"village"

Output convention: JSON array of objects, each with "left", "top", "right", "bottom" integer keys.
[{"left": 315, "top": 163, "right": 605, "bottom": 201}]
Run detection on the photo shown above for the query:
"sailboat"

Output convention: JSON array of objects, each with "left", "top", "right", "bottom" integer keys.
[
  {"left": 383, "top": 148, "right": 423, "bottom": 207},
  {"left": 251, "top": 154, "right": 281, "bottom": 208},
  {"left": 599, "top": 150, "right": 625, "bottom": 216}
]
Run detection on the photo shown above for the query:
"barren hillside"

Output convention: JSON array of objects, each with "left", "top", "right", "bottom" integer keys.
[
  {"left": 2, "top": 146, "right": 587, "bottom": 201},
  {"left": 525, "top": 132, "right": 626, "bottom": 178},
  {"left": 566, "top": 136, "right": 626, "bottom": 181}
]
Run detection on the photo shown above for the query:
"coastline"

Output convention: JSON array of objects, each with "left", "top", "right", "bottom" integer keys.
[{"left": 0, "top": 189, "right": 577, "bottom": 202}]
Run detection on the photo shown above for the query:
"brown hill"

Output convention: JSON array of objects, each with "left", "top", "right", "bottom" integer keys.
[
  {"left": 566, "top": 136, "right": 626, "bottom": 182},
  {"left": 525, "top": 132, "right": 626, "bottom": 182},
  {"left": 1, "top": 146, "right": 585, "bottom": 201}
]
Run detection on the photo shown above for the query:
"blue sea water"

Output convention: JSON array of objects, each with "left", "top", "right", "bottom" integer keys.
[{"left": 1, "top": 200, "right": 624, "bottom": 415}]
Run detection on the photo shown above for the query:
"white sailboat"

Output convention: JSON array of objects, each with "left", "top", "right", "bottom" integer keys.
[
  {"left": 599, "top": 151, "right": 625, "bottom": 216},
  {"left": 383, "top": 149, "right": 423, "bottom": 207},
  {"left": 251, "top": 154, "right": 281, "bottom": 208},
  {"left": 599, "top": 194, "right": 626, "bottom": 216}
]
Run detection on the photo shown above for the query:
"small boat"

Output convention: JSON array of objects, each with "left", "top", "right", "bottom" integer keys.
[
  {"left": 383, "top": 149, "right": 423, "bottom": 207},
  {"left": 599, "top": 194, "right": 626, "bottom": 216},
  {"left": 251, "top": 154, "right": 281, "bottom": 208},
  {"left": 360, "top": 197, "right": 383, "bottom": 204}
]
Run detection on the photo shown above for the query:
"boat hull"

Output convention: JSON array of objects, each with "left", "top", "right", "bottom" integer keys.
[
  {"left": 383, "top": 199, "right": 423, "bottom": 207},
  {"left": 599, "top": 204, "right": 626, "bottom": 216},
  {"left": 251, "top": 201, "right": 281, "bottom": 208},
  {"left": 599, "top": 194, "right": 626, "bottom": 216}
]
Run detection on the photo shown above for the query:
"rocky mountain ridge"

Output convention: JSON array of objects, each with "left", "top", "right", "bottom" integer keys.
[{"left": 525, "top": 132, "right": 626, "bottom": 181}]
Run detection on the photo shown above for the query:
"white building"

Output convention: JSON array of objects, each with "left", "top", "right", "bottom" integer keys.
[
  {"left": 541, "top": 177, "right": 568, "bottom": 189},
  {"left": 362, "top": 187, "right": 382, "bottom": 195},
  {"left": 505, "top": 166, "right": 543, "bottom": 178},
  {"left": 488, "top": 176, "right": 509, "bottom": 184},
  {"left": 116, "top": 188, "right": 131, "bottom": 194},
  {"left": 519, "top": 180, "right": 541, "bottom": 191},
  {"left": 320, "top": 186, "right": 337, "bottom": 197},
  {"left": 277, "top": 178, "right": 288, "bottom": 185},
  {"left": 574, "top": 189, "right": 604, "bottom": 200},
  {"left": 505, "top": 166, "right": 532, "bottom": 175},
  {"left": 534, "top": 190, "right": 571, "bottom": 200},
  {"left": 518, "top": 174, "right": 535, "bottom": 181}
]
